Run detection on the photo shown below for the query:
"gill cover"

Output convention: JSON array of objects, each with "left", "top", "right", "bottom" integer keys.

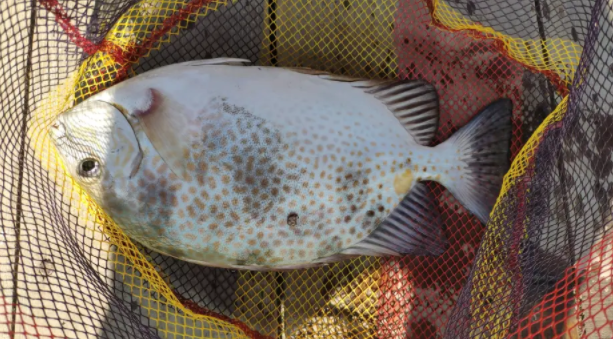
[{"left": 51, "top": 100, "right": 143, "bottom": 181}]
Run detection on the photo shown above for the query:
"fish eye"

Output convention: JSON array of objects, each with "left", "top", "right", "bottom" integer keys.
[{"left": 78, "top": 158, "right": 101, "bottom": 178}]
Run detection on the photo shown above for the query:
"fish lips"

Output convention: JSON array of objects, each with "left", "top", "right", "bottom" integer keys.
[{"left": 48, "top": 118, "right": 67, "bottom": 142}]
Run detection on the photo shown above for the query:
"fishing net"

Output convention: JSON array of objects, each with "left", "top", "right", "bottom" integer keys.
[{"left": 0, "top": 0, "right": 607, "bottom": 337}]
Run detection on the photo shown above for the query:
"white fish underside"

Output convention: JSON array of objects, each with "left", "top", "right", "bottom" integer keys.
[{"left": 50, "top": 58, "right": 513, "bottom": 270}]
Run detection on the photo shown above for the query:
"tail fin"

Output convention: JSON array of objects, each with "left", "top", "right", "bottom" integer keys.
[{"left": 441, "top": 99, "right": 513, "bottom": 224}]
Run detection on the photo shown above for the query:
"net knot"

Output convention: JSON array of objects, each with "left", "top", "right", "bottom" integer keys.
[{"left": 38, "top": 0, "right": 127, "bottom": 63}]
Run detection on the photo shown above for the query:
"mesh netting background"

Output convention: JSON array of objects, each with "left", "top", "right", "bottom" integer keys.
[{"left": 0, "top": 0, "right": 609, "bottom": 338}]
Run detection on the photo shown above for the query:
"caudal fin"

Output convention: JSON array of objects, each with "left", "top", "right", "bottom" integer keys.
[{"left": 442, "top": 99, "right": 513, "bottom": 224}]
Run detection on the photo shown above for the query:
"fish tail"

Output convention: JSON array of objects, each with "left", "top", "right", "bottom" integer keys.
[{"left": 438, "top": 99, "right": 514, "bottom": 224}]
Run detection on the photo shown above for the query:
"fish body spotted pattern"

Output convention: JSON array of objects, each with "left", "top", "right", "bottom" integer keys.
[{"left": 50, "top": 58, "right": 513, "bottom": 270}]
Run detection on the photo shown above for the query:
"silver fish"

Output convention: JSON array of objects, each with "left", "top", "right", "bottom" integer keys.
[{"left": 49, "top": 58, "right": 513, "bottom": 270}]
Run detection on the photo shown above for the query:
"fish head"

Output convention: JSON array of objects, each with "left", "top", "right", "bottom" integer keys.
[{"left": 49, "top": 100, "right": 143, "bottom": 206}]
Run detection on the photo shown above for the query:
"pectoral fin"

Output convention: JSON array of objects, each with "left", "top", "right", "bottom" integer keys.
[{"left": 131, "top": 88, "right": 192, "bottom": 180}]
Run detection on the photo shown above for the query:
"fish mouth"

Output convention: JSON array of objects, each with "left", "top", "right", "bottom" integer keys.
[
  {"left": 48, "top": 119, "right": 76, "bottom": 153},
  {"left": 48, "top": 119, "right": 66, "bottom": 142}
]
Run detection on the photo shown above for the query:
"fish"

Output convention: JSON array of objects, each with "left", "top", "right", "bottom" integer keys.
[{"left": 49, "top": 57, "right": 513, "bottom": 271}]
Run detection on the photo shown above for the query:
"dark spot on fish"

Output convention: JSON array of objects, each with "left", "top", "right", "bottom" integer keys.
[
  {"left": 366, "top": 210, "right": 375, "bottom": 217},
  {"left": 344, "top": 216, "right": 351, "bottom": 223},
  {"left": 287, "top": 212, "right": 299, "bottom": 227},
  {"left": 378, "top": 206, "right": 385, "bottom": 212}
]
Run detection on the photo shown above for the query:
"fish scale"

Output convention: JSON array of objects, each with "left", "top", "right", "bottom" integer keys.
[{"left": 50, "top": 58, "right": 513, "bottom": 270}]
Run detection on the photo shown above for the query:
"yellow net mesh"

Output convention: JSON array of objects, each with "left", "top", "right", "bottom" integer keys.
[{"left": 465, "top": 97, "right": 569, "bottom": 338}]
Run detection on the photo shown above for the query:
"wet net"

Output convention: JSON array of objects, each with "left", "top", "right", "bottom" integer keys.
[{"left": 0, "top": 0, "right": 608, "bottom": 338}]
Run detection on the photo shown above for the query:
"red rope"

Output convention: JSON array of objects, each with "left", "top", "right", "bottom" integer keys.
[
  {"left": 38, "top": 0, "right": 217, "bottom": 77},
  {"left": 38, "top": 0, "right": 127, "bottom": 63}
]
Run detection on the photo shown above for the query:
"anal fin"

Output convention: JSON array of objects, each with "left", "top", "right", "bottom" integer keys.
[{"left": 342, "top": 182, "right": 448, "bottom": 257}]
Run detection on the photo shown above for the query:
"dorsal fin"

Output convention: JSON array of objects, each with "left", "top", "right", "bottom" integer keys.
[
  {"left": 186, "top": 57, "right": 252, "bottom": 66},
  {"left": 287, "top": 67, "right": 440, "bottom": 146},
  {"left": 166, "top": 62, "right": 439, "bottom": 145},
  {"left": 339, "top": 182, "right": 448, "bottom": 257}
]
